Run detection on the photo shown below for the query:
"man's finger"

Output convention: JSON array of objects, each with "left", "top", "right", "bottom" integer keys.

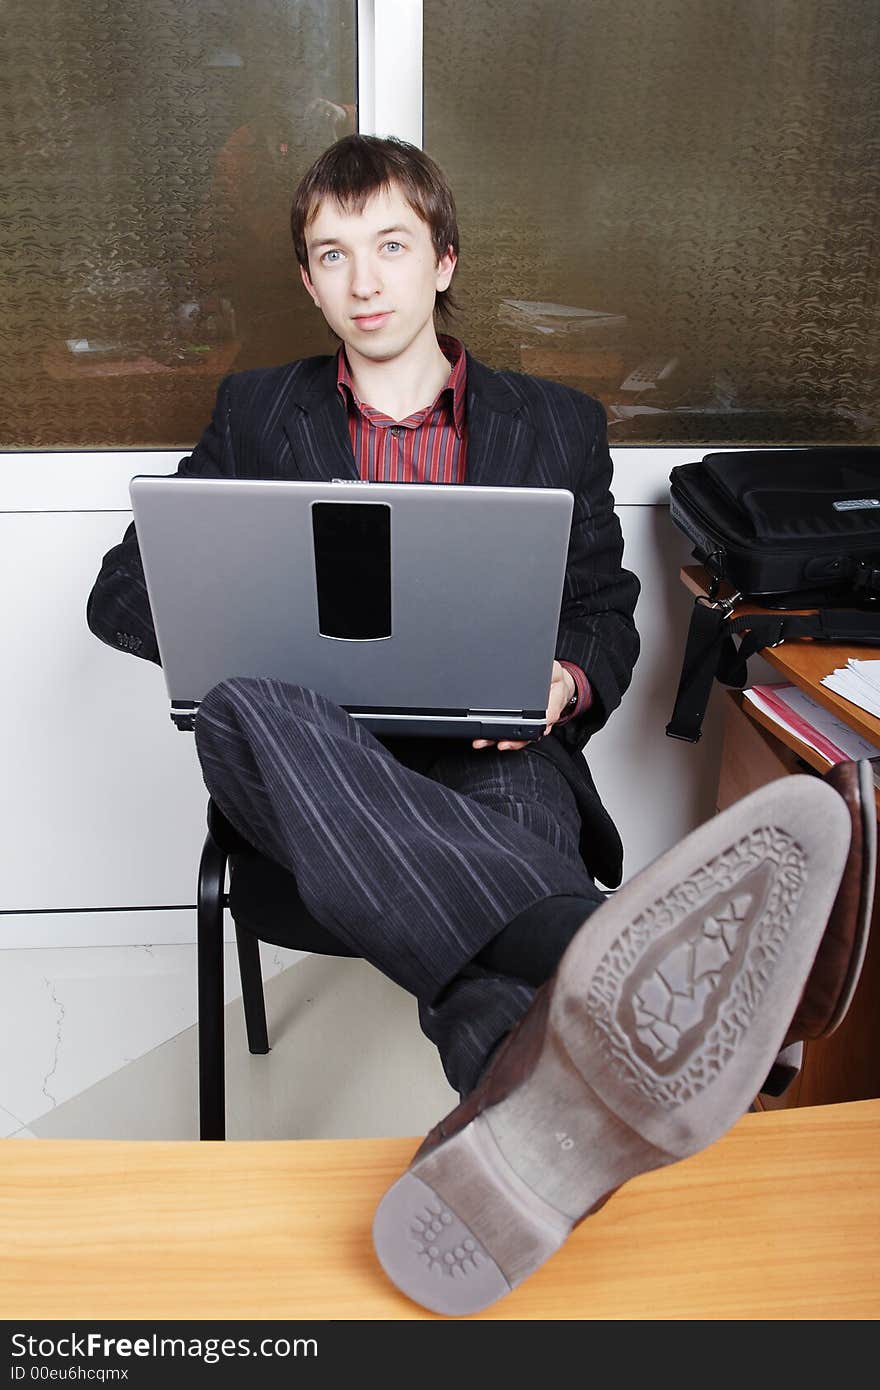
[{"left": 472, "top": 737, "right": 532, "bottom": 751}]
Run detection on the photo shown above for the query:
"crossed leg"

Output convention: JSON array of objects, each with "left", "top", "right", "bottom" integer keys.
[{"left": 194, "top": 676, "right": 604, "bottom": 1093}]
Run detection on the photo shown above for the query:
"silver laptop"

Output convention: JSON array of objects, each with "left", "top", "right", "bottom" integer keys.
[{"left": 129, "top": 475, "right": 574, "bottom": 739}]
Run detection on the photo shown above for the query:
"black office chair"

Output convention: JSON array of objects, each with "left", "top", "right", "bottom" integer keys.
[{"left": 197, "top": 798, "right": 357, "bottom": 1139}]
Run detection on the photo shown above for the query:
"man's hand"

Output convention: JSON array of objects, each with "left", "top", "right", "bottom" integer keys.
[{"left": 472, "top": 660, "right": 575, "bottom": 752}]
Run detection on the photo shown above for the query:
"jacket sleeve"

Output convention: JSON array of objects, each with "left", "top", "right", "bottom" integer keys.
[
  {"left": 553, "top": 393, "right": 640, "bottom": 749},
  {"left": 86, "top": 376, "right": 235, "bottom": 664}
]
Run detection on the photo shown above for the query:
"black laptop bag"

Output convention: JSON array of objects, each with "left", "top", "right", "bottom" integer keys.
[{"left": 666, "top": 447, "right": 880, "bottom": 741}]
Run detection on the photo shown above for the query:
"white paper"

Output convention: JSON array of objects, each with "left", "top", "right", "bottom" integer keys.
[
  {"left": 821, "top": 660, "right": 880, "bottom": 720},
  {"left": 745, "top": 683, "right": 880, "bottom": 761},
  {"left": 848, "top": 659, "right": 880, "bottom": 692}
]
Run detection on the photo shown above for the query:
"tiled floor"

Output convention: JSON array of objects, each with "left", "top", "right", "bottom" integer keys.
[{"left": 0, "top": 943, "right": 457, "bottom": 1142}]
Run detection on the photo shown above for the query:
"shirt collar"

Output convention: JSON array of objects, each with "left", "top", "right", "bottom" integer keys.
[{"left": 336, "top": 334, "right": 467, "bottom": 437}]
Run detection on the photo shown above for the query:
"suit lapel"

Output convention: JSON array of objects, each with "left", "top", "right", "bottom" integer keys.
[
  {"left": 465, "top": 353, "right": 535, "bottom": 487},
  {"left": 281, "top": 356, "right": 359, "bottom": 482}
]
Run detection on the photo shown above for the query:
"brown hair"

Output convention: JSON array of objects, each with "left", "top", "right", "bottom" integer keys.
[{"left": 290, "top": 134, "right": 459, "bottom": 319}]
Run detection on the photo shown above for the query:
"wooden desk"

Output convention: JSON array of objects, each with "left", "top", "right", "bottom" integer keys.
[
  {"left": 2, "top": 1102, "right": 879, "bottom": 1320},
  {"left": 680, "top": 564, "right": 880, "bottom": 749},
  {"left": 680, "top": 565, "right": 880, "bottom": 1109}
]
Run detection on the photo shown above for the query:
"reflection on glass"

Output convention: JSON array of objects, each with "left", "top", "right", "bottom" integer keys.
[
  {"left": 424, "top": 0, "right": 880, "bottom": 445},
  {"left": 0, "top": 0, "right": 355, "bottom": 447}
]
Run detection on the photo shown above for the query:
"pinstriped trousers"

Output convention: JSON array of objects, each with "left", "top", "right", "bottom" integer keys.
[{"left": 194, "top": 677, "right": 604, "bottom": 1094}]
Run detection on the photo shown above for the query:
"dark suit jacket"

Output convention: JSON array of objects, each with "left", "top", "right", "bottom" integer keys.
[{"left": 88, "top": 351, "right": 640, "bottom": 886}]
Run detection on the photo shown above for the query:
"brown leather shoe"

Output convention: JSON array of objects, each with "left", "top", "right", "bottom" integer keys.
[
  {"left": 783, "top": 759, "right": 875, "bottom": 1046},
  {"left": 373, "top": 776, "right": 851, "bottom": 1315}
]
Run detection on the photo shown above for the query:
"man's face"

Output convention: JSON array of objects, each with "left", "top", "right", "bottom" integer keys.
[{"left": 300, "top": 183, "right": 456, "bottom": 366}]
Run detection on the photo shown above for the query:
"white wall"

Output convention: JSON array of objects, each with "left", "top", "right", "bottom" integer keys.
[{"left": 0, "top": 447, "right": 725, "bottom": 947}]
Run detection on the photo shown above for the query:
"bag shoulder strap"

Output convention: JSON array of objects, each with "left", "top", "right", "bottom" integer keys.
[{"left": 666, "top": 601, "right": 880, "bottom": 743}]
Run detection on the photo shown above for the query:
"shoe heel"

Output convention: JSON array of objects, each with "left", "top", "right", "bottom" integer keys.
[{"left": 373, "top": 1117, "right": 570, "bottom": 1316}]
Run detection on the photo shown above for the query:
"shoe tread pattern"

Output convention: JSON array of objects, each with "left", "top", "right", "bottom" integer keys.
[{"left": 583, "top": 825, "right": 806, "bottom": 1106}]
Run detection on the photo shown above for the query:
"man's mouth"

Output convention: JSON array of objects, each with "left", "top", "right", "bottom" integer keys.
[{"left": 352, "top": 311, "right": 393, "bottom": 330}]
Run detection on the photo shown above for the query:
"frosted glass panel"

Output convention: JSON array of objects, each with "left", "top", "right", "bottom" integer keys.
[
  {"left": 0, "top": 0, "right": 355, "bottom": 448},
  {"left": 425, "top": 0, "right": 880, "bottom": 445}
]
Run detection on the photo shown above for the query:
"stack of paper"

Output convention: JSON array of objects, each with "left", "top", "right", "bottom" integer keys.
[
  {"left": 821, "top": 660, "right": 880, "bottom": 720},
  {"left": 743, "top": 683, "right": 880, "bottom": 765}
]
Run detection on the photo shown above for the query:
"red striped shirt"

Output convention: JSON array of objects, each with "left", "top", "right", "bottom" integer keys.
[
  {"left": 337, "top": 334, "right": 467, "bottom": 483},
  {"left": 336, "top": 335, "right": 591, "bottom": 723}
]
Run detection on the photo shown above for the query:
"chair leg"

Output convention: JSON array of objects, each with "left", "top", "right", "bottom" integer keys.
[
  {"left": 197, "top": 827, "right": 227, "bottom": 1140},
  {"left": 236, "top": 926, "right": 270, "bottom": 1054}
]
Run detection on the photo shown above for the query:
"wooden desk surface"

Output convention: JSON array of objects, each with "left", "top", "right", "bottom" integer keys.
[
  {"left": 680, "top": 564, "right": 880, "bottom": 746},
  {"left": 2, "top": 1101, "right": 878, "bottom": 1320}
]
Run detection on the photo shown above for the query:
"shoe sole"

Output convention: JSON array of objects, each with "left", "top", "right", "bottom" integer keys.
[{"left": 372, "top": 776, "right": 851, "bottom": 1315}]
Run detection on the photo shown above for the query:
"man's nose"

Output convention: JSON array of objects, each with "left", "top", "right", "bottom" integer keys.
[{"left": 349, "top": 255, "right": 382, "bottom": 299}]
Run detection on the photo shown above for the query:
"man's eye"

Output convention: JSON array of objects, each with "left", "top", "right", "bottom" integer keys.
[
  {"left": 384, "top": 241, "right": 403, "bottom": 253},
  {"left": 321, "top": 249, "right": 343, "bottom": 264}
]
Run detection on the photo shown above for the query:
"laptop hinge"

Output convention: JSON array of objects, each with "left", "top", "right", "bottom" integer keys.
[{"left": 171, "top": 701, "right": 199, "bottom": 732}]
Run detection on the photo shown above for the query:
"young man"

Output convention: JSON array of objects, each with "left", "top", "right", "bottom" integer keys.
[{"left": 88, "top": 135, "right": 874, "bottom": 1316}]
